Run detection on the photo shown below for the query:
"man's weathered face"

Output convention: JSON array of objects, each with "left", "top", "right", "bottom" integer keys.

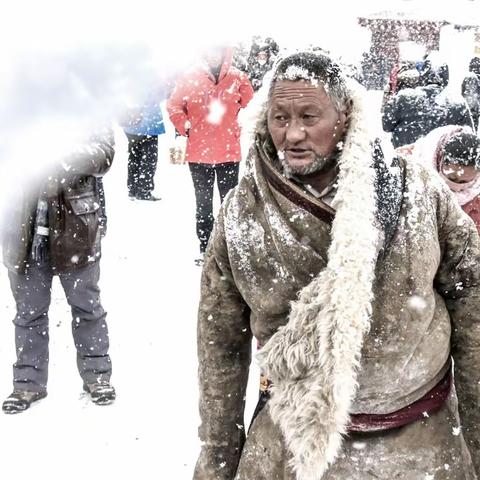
[{"left": 267, "top": 79, "right": 347, "bottom": 176}]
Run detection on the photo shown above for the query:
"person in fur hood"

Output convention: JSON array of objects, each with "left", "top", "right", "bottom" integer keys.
[
  {"left": 193, "top": 51, "right": 480, "bottom": 480},
  {"left": 405, "top": 125, "right": 480, "bottom": 234}
]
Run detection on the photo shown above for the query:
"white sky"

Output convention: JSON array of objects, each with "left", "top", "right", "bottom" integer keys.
[{"left": 0, "top": 0, "right": 478, "bottom": 187}]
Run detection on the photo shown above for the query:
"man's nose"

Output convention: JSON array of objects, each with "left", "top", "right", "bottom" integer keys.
[{"left": 285, "top": 118, "right": 306, "bottom": 143}]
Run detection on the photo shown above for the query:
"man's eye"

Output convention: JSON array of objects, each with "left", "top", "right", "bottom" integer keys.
[
  {"left": 302, "top": 114, "right": 319, "bottom": 125},
  {"left": 274, "top": 115, "right": 287, "bottom": 122}
]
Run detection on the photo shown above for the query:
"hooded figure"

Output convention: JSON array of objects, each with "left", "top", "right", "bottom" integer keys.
[
  {"left": 411, "top": 125, "right": 480, "bottom": 232},
  {"left": 193, "top": 51, "right": 479, "bottom": 479},
  {"left": 246, "top": 36, "right": 280, "bottom": 92}
]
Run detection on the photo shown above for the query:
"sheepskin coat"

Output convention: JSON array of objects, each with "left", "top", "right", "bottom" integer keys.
[{"left": 193, "top": 95, "right": 480, "bottom": 479}]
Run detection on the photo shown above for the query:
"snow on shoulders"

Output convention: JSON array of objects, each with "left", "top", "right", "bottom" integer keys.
[{"left": 397, "top": 87, "right": 422, "bottom": 98}]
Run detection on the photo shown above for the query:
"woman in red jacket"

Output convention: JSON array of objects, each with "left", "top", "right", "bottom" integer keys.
[{"left": 167, "top": 46, "right": 254, "bottom": 264}]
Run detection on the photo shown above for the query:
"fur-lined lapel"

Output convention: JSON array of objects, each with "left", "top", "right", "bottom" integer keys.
[{"left": 256, "top": 87, "right": 383, "bottom": 480}]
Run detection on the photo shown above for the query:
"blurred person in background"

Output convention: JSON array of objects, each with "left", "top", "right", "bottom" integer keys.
[
  {"left": 167, "top": 45, "right": 253, "bottom": 265},
  {"left": 462, "top": 57, "right": 480, "bottom": 133},
  {"left": 246, "top": 36, "right": 279, "bottom": 92},
  {"left": 122, "top": 87, "right": 167, "bottom": 201},
  {"left": 1, "top": 129, "right": 116, "bottom": 413},
  {"left": 382, "top": 62, "right": 473, "bottom": 148}
]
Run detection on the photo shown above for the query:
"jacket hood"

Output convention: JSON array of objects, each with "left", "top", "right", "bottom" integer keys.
[
  {"left": 413, "top": 125, "right": 480, "bottom": 206},
  {"left": 201, "top": 47, "right": 234, "bottom": 82}
]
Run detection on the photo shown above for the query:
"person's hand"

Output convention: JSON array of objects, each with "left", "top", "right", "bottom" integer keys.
[
  {"left": 31, "top": 235, "right": 49, "bottom": 263},
  {"left": 184, "top": 120, "right": 191, "bottom": 136}
]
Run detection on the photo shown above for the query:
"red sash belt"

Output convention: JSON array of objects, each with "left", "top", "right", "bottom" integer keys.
[
  {"left": 257, "top": 359, "right": 453, "bottom": 433},
  {"left": 348, "top": 360, "right": 452, "bottom": 433}
]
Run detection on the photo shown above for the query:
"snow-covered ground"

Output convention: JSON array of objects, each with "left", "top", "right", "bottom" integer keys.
[{"left": 0, "top": 124, "right": 261, "bottom": 480}]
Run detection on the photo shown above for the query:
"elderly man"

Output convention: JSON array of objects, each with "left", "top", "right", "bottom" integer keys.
[{"left": 194, "top": 51, "right": 479, "bottom": 479}]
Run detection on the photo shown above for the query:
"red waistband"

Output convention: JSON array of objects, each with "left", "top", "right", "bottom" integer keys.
[
  {"left": 347, "top": 360, "right": 453, "bottom": 433},
  {"left": 257, "top": 359, "right": 453, "bottom": 434}
]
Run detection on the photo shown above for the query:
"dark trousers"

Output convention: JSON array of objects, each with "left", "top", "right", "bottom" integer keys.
[
  {"left": 8, "top": 262, "right": 112, "bottom": 392},
  {"left": 126, "top": 133, "right": 158, "bottom": 198},
  {"left": 188, "top": 162, "right": 240, "bottom": 253}
]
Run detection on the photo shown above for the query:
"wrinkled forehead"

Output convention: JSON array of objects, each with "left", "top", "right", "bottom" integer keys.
[{"left": 269, "top": 79, "right": 331, "bottom": 106}]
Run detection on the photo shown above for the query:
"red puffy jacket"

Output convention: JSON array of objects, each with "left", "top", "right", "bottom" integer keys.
[{"left": 167, "top": 50, "right": 254, "bottom": 164}]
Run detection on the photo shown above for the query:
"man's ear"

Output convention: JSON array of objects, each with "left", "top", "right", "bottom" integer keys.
[
  {"left": 338, "top": 99, "right": 353, "bottom": 135},
  {"left": 341, "top": 99, "right": 353, "bottom": 122}
]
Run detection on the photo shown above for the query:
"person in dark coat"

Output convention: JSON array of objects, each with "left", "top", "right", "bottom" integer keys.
[
  {"left": 246, "top": 36, "right": 279, "bottom": 92},
  {"left": 381, "top": 67, "right": 419, "bottom": 109},
  {"left": 462, "top": 57, "right": 480, "bottom": 132},
  {"left": 122, "top": 88, "right": 166, "bottom": 201},
  {"left": 418, "top": 53, "right": 449, "bottom": 89},
  {"left": 1, "top": 128, "right": 116, "bottom": 413},
  {"left": 382, "top": 69, "right": 473, "bottom": 148}
]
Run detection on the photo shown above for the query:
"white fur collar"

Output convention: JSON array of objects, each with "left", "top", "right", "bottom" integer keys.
[{"left": 256, "top": 84, "right": 382, "bottom": 479}]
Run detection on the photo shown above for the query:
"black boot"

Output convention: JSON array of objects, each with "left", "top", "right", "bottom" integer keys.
[
  {"left": 2, "top": 390, "right": 47, "bottom": 414},
  {"left": 83, "top": 382, "right": 116, "bottom": 405}
]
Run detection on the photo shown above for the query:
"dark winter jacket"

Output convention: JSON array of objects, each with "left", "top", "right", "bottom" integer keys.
[
  {"left": 2, "top": 129, "right": 115, "bottom": 274},
  {"left": 382, "top": 85, "right": 473, "bottom": 148},
  {"left": 462, "top": 73, "right": 480, "bottom": 131}
]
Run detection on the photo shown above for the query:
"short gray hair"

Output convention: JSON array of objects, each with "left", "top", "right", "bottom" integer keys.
[{"left": 268, "top": 51, "right": 350, "bottom": 112}]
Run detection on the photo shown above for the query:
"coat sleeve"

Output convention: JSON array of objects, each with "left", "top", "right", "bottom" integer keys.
[
  {"left": 61, "top": 128, "right": 115, "bottom": 177},
  {"left": 434, "top": 184, "right": 480, "bottom": 473},
  {"left": 166, "top": 79, "right": 190, "bottom": 136},
  {"left": 193, "top": 209, "right": 252, "bottom": 480},
  {"left": 238, "top": 72, "right": 254, "bottom": 109},
  {"left": 381, "top": 96, "right": 399, "bottom": 133}
]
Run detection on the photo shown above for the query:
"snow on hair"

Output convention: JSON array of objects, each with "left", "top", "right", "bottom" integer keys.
[{"left": 269, "top": 51, "right": 350, "bottom": 112}]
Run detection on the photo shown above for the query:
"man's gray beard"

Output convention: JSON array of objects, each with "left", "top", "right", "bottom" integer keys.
[{"left": 280, "top": 152, "right": 335, "bottom": 178}]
